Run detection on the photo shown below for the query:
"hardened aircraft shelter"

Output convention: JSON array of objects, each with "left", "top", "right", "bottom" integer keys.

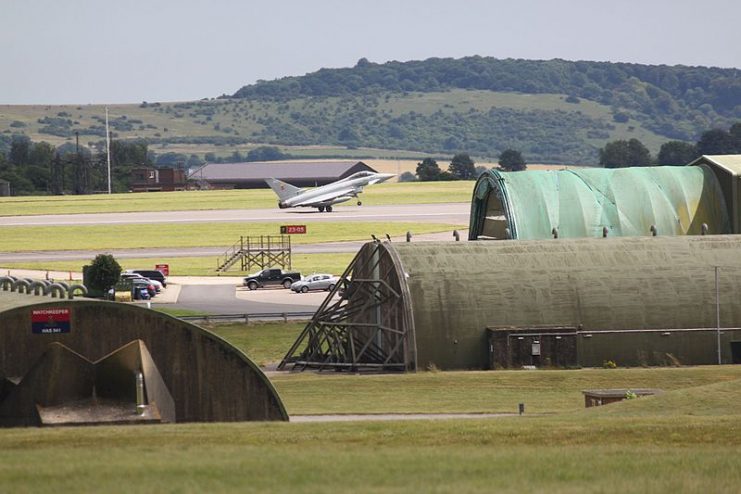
[
  {"left": 280, "top": 236, "right": 741, "bottom": 372},
  {"left": 0, "top": 298, "right": 287, "bottom": 427},
  {"left": 469, "top": 161, "right": 738, "bottom": 241}
]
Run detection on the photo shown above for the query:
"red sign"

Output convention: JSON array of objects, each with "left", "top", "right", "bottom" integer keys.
[
  {"left": 32, "top": 308, "right": 71, "bottom": 334},
  {"left": 155, "top": 264, "right": 170, "bottom": 276},
  {"left": 280, "top": 225, "right": 307, "bottom": 234}
]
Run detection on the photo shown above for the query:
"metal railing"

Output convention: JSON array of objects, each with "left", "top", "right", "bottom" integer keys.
[{"left": 179, "top": 311, "right": 315, "bottom": 324}]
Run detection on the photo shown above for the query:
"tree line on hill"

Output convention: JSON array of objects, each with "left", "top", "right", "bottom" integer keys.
[
  {"left": 233, "top": 56, "right": 740, "bottom": 142},
  {"left": 0, "top": 121, "right": 738, "bottom": 195},
  {"left": 599, "top": 122, "right": 741, "bottom": 168},
  {"left": 409, "top": 150, "right": 526, "bottom": 182}
]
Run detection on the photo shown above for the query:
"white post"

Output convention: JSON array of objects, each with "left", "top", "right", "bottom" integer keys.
[
  {"left": 716, "top": 266, "right": 721, "bottom": 365},
  {"left": 105, "top": 107, "right": 112, "bottom": 194}
]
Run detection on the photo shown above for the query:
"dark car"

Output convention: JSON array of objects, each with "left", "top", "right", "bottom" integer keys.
[
  {"left": 126, "top": 269, "right": 167, "bottom": 287},
  {"left": 242, "top": 268, "right": 301, "bottom": 290}
]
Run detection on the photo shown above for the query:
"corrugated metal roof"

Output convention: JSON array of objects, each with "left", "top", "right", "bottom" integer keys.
[
  {"left": 691, "top": 155, "right": 741, "bottom": 176},
  {"left": 188, "top": 160, "right": 371, "bottom": 181}
]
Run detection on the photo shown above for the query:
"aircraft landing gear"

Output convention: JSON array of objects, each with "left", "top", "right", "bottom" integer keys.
[
  {"left": 326, "top": 205, "right": 333, "bottom": 212},
  {"left": 357, "top": 201, "right": 362, "bottom": 206},
  {"left": 318, "top": 206, "right": 325, "bottom": 212}
]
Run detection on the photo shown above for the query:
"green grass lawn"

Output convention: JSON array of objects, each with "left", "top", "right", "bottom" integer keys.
[
  {"left": 0, "top": 221, "right": 461, "bottom": 252},
  {"left": 1, "top": 373, "right": 740, "bottom": 493},
  {"left": 0, "top": 181, "right": 474, "bottom": 216},
  {"left": 2, "top": 252, "right": 357, "bottom": 277},
  {"left": 2, "top": 320, "right": 741, "bottom": 492}
]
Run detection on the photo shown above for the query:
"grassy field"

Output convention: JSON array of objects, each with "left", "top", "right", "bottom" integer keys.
[
  {"left": 1, "top": 323, "right": 740, "bottom": 492},
  {"left": 0, "top": 181, "right": 474, "bottom": 216},
  {"left": 1, "top": 252, "right": 357, "bottom": 277},
  {"left": 0, "top": 221, "right": 461, "bottom": 252},
  {"left": 1, "top": 365, "right": 740, "bottom": 492}
]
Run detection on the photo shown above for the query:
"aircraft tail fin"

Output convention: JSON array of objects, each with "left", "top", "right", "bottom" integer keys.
[{"left": 265, "top": 178, "right": 302, "bottom": 201}]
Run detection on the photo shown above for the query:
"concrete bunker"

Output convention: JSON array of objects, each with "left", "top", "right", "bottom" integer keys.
[
  {"left": 281, "top": 236, "right": 741, "bottom": 371},
  {"left": 0, "top": 299, "right": 287, "bottom": 427}
]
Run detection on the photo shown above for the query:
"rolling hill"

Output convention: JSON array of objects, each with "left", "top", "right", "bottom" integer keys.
[{"left": 1, "top": 56, "right": 739, "bottom": 164}]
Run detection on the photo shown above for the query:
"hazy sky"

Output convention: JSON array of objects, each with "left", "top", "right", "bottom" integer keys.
[{"left": 3, "top": 0, "right": 740, "bottom": 105}]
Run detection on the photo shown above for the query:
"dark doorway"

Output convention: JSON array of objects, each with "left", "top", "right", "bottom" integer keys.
[{"left": 731, "top": 342, "right": 741, "bottom": 364}]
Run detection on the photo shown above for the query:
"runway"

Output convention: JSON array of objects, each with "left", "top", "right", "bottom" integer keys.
[
  {"left": 0, "top": 203, "right": 469, "bottom": 226},
  {"left": 1, "top": 202, "right": 470, "bottom": 314}
]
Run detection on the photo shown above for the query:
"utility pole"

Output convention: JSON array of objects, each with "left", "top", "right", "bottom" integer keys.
[
  {"left": 106, "top": 107, "right": 112, "bottom": 194},
  {"left": 716, "top": 266, "right": 722, "bottom": 365}
]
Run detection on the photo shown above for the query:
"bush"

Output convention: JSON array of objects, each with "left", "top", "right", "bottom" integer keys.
[
  {"left": 85, "top": 254, "right": 122, "bottom": 294},
  {"left": 398, "top": 171, "right": 417, "bottom": 182}
]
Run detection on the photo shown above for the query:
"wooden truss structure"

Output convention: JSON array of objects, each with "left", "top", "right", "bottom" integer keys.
[{"left": 279, "top": 242, "right": 415, "bottom": 372}]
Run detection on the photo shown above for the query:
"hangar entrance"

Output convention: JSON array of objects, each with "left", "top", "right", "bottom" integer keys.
[
  {"left": 488, "top": 327, "right": 578, "bottom": 369},
  {"left": 732, "top": 342, "right": 741, "bottom": 364},
  {"left": 279, "top": 242, "right": 415, "bottom": 372}
]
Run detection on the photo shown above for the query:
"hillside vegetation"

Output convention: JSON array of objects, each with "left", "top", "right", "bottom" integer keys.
[{"left": 1, "top": 57, "right": 738, "bottom": 165}]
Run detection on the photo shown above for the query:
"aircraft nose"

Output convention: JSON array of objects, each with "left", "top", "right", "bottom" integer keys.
[{"left": 379, "top": 173, "right": 395, "bottom": 182}]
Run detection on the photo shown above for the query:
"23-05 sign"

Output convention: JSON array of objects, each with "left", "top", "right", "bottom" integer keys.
[{"left": 280, "top": 225, "right": 307, "bottom": 234}]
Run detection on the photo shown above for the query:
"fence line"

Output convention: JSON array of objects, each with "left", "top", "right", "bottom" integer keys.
[{"left": 179, "top": 311, "right": 315, "bottom": 324}]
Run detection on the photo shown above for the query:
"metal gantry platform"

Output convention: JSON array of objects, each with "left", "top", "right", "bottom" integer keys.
[
  {"left": 279, "top": 242, "right": 413, "bottom": 372},
  {"left": 216, "top": 235, "right": 292, "bottom": 272}
]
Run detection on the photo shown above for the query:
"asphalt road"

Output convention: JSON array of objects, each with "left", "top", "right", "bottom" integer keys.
[
  {"left": 163, "top": 284, "right": 322, "bottom": 314},
  {"left": 0, "top": 203, "right": 469, "bottom": 226}
]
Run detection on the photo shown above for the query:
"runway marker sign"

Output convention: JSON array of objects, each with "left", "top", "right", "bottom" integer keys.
[{"left": 280, "top": 225, "right": 307, "bottom": 234}]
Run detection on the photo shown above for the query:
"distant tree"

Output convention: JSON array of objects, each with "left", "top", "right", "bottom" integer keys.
[
  {"left": 696, "top": 127, "right": 737, "bottom": 155},
  {"left": 204, "top": 152, "right": 217, "bottom": 162},
  {"left": 474, "top": 165, "right": 489, "bottom": 177},
  {"left": 612, "top": 112, "right": 630, "bottom": 123},
  {"left": 246, "top": 146, "right": 287, "bottom": 162},
  {"left": 599, "top": 139, "right": 651, "bottom": 168},
  {"left": 9, "top": 135, "right": 30, "bottom": 166},
  {"left": 85, "top": 254, "right": 121, "bottom": 294},
  {"left": 28, "top": 141, "right": 55, "bottom": 168},
  {"left": 448, "top": 153, "right": 476, "bottom": 180},
  {"left": 498, "top": 149, "right": 526, "bottom": 171},
  {"left": 438, "top": 170, "right": 455, "bottom": 181},
  {"left": 398, "top": 171, "right": 417, "bottom": 182},
  {"left": 416, "top": 157, "right": 441, "bottom": 181},
  {"left": 657, "top": 141, "right": 698, "bottom": 165}
]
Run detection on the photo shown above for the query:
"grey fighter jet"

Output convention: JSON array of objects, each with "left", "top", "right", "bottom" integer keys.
[{"left": 265, "top": 171, "right": 395, "bottom": 212}]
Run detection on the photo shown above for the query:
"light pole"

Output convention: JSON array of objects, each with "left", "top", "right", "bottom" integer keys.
[
  {"left": 105, "top": 107, "right": 112, "bottom": 194},
  {"left": 716, "top": 266, "right": 722, "bottom": 365}
]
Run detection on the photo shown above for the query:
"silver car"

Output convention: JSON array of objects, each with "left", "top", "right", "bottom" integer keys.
[{"left": 290, "top": 274, "right": 339, "bottom": 293}]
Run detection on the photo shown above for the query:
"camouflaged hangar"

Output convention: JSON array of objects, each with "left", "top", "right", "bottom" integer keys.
[
  {"left": 0, "top": 298, "right": 287, "bottom": 427},
  {"left": 282, "top": 158, "right": 741, "bottom": 372},
  {"left": 281, "top": 237, "right": 741, "bottom": 371},
  {"left": 469, "top": 156, "right": 741, "bottom": 241}
]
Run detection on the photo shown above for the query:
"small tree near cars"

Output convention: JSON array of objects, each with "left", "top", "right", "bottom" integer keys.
[
  {"left": 86, "top": 254, "right": 122, "bottom": 294},
  {"left": 498, "top": 149, "right": 526, "bottom": 171}
]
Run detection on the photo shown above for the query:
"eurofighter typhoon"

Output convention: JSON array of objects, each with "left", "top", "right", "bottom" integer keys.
[{"left": 265, "top": 171, "right": 394, "bottom": 212}]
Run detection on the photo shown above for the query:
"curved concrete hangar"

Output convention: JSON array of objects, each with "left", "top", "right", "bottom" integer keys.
[
  {"left": 281, "top": 236, "right": 741, "bottom": 371},
  {"left": 0, "top": 299, "right": 287, "bottom": 427},
  {"left": 469, "top": 164, "right": 731, "bottom": 240}
]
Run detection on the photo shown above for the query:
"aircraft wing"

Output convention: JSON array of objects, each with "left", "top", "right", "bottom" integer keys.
[{"left": 292, "top": 186, "right": 361, "bottom": 206}]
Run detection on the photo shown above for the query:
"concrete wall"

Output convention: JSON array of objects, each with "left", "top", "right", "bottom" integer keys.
[{"left": 0, "top": 299, "right": 287, "bottom": 422}]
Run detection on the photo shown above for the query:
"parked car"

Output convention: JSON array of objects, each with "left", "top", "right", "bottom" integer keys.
[
  {"left": 242, "top": 268, "right": 302, "bottom": 290},
  {"left": 129, "top": 278, "right": 157, "bottom": 298},
  {"left": 290, "top": 274, "right": 340, "bottom": 293},
  {"left": 121, "top": 273, "right": 163, "bottom": 292},
  {"left": 125, "top": 269, "right": 167, "bottom": 288}
]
